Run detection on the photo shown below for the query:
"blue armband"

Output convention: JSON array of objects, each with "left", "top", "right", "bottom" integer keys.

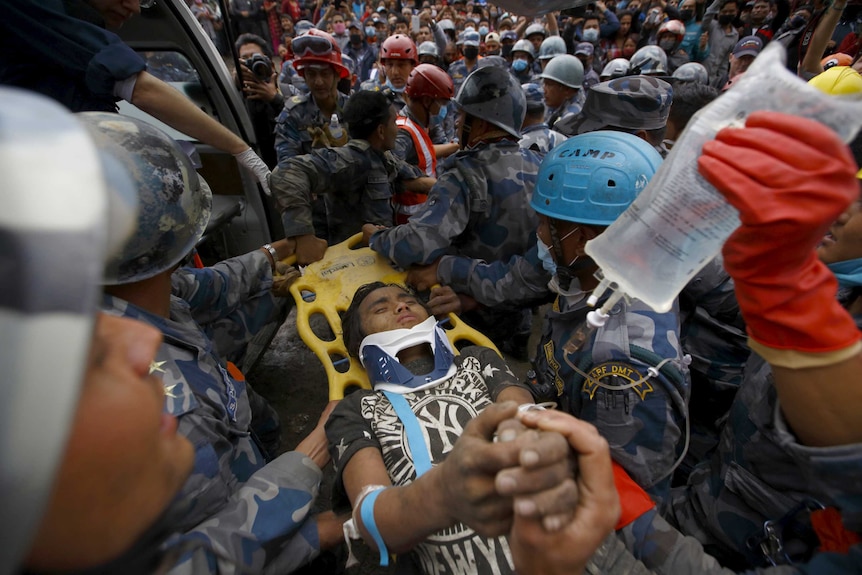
[{"left": 360, "top": 487, "right": 390, "bottom": 566}]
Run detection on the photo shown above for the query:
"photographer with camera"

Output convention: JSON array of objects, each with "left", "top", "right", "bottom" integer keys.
[{"left": 237, "top": 33, "right": 283, "bottom": 168}]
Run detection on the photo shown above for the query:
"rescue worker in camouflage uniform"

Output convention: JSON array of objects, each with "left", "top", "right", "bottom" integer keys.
[
  {"left": 540, "top": 54, "right": 586, "bottom": 136},
  {"left": 529, "top": 131, "right": 690, "bottom": 506},
  {"left": 366, "top": 66, "right": 542, "bottom": 357},
  {"left": 82, "top": 112, "right": 346, "bottom": 573},
  {"left": 393, "top": 64, "right": 459, "bottom": 223},
  {"left": 519, "top": 82, "right": 568, "bottom": 157},
  {"left": 447, "top": 30, "right": 482, "bottom": 94},
  {"left": 271, "top": 90, "right": 435, "bottom": 265},
  {"left": 274, "top": 29, "right": 351, "bottom": 164}
]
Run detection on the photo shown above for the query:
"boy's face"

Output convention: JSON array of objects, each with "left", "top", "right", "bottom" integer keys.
[{"left": 359, "top": 286, "right": 430, "bottom": 336}]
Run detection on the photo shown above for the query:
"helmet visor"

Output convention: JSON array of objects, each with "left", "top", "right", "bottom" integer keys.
[{"left": 292, "top": 34, "right": 335, "bottom": 59}]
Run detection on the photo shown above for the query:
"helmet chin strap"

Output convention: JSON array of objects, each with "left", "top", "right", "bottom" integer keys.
[{"left": 549, "top": 219, "right": 584, "bottom": 291}]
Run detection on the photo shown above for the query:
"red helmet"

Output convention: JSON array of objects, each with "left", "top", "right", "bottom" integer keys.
[
  {"left": 381, "top": 34, "right": 419, "bottom": 64},
  {"left": 405, "top": 63, "right": 455, "bottom": 100},
  {"left": 291, "top": 29, "right": 349, "bottom": 78},
  {"left": 658, "top": 19, "right": 686, "bottom": 41}
]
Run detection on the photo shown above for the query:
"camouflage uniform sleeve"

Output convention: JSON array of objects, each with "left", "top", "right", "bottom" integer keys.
[
  {"left": 167, "top": 451, "right": 324, "bottom": 575},
  {"left": 615, "top": 510, "right": 834, "bottom": 575},
  {"left": 436, "top": 246, "right": 552, "bottom": 308},
  {"left": 274, "top": 105, "right": 303, "bottom": 167},
  {"left": 370, "top": 169, "right": 471, "bottom": 267},
  {"left": 271, "top": 149, "right": 362, "bottom": 238},
  {"left": 392, "top": 129, "right": 414, "bottom": 164},
  {"left": 171, "top": 250, "right": 273, "bottom": 325}
]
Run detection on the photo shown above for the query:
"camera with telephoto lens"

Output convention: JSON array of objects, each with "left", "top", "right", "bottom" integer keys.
[{"left": 243, "top": 53, "right": 273, "bottom": 82}]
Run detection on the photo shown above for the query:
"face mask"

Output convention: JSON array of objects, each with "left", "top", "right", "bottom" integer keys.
[
  {"left": 536, "top": 237, "right": 557, "bottom": 275},
  {"left": 490, "top": 9, "right": 498, "bottom": 18},
  {"left": 502, "top": 44, "right": 513, "bottom": 58},
  {"left": 582, "top": 28, "right": 599, "bottom": 42},
  {"left": 463, "top": 46, "right": 479, "bottom": 59},
  {"left": 431, "top": 103, "right": 448, "bottom": 125},
  {"left": 718, "top": 14, "right": 734, "bottom": 25},
  {"left": 659, "top": 38, "right": 676, "bottom": 51},
  {"left": 479, "top": 25, "right": 489, "bottom": 36},
  {"left": 365, "top": 26, "right": 377, "bottom": 37},
  {"left": 512, "top": 58, "right": 529, "bottom": 72},
  {"left": 385, "top": 79, "right": 405, "bottom": 93},
  {"left": 350, "top": 33, "right": 362, "bottom": 44},
  {"left": 334, "top": 22, "right": 346, "bottom": 34},
  {"left": 679, "top": 8, "right": 693, "bottom": 21},
  {"left": 789, "top": 14, "right": 807, "bottom": 27}
]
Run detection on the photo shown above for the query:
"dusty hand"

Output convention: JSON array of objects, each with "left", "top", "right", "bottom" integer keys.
[
  {"left": 436, "top": 403, "right": 573, "bottom": 538},
  {"left": 406, "top": 260, "right": 441, "bottom": 292},
  {"left": 362, "top": 223, "right": 387, "bottom": 246},
  {"left": 272, "top": 264, "right": 301, "bottom": 297},
  {"left": 508, "top": 410, "right": 620, "bottom": 575},
  {"left": 294, "top": 234, "right": 328, "bottom": 265},
  {"left": 426, "top": 285, "right": 462, "bottom": 316}
]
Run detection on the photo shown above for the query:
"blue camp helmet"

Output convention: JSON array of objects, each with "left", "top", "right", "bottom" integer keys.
[
  {"left": 531, "top": 131, "right": 662, "bottom": 226},
  {"left": 78, "top": 113, "right": 212, "bottom": 285},
  {"left": 455, "top": 66, "right": 526, "bottom": 138}
]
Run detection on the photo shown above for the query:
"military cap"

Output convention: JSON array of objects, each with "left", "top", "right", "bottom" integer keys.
[{"left": 574, "top": 75, "right": 673, "bottom": 134}]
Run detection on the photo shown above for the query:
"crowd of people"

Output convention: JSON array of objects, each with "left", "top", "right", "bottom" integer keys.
[{"left": 3, "top": 0, "right": 862, "bottom": 574}]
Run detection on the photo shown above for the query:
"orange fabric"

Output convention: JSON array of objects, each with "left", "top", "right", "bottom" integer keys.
[
  {"left": 226, "top": 361, "right": 246, "bottom": 382},
  {"left": 193, "top": 252, "right": 204, "bottom": 268},
  {"left": 612, "top": 462, "right": 655, "bottom": 530},
  {"left": 812, "top": 507, "right": 862, "bottom": 553}
]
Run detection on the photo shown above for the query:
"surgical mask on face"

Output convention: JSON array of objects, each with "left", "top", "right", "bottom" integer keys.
[
  {"left": 431, "top": 102, "right": 448, "bottom": 125},
  {"left": 536, "top": 237, "right": 557, "bottom": 275},
  {"left": 366, "top": 26, "right": 377, "bottom": 37},
  {"left": 718, "top": 13, "right": 734, "bottom": 25},
  {"left": 512, "top": 58, "right": 529, "bottom": 72},
  {"left": 582, "top": 28, "right": 599, "bottom": 42},
  {"left": 385, "top": 79, "right": 405, "bottom": 93},
  {"left": 479, "top": 25, "right": 489, "bottom": 36},
  {"left": 659, "top": 38, "right": 676, "bottom": 51},
  {"left": 463, "top": 46, "right": 479, "bottom": 59},
  {"left": 334, "top": 22, "right": 346, "bottom": 34},
  {"left": 679, "top": 8, "right": 693, "bottom": 20}
]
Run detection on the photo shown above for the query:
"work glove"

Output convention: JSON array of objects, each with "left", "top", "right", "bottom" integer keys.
[
  {"left": 234, "top": 147, "right": 272, "bottom": 196},
  {"left": 698, "top": 111, "right": 861, "bottom": 367}
]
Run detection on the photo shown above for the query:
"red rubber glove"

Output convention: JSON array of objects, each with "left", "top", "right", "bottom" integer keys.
[{"left": 698, "top": 111, "right": 861, "bottom": 361}]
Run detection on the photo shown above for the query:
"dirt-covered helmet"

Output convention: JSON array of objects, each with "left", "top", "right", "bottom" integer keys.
[{"left": 455, "top": 66, "right": 525, "bottom": 138}]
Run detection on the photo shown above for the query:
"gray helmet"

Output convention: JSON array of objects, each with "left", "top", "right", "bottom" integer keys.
[
  {"left": 455, "top": 66, "right": 525, "bottom": 138},
  {"left": 539, "top": 54, "right": 584, "bottom": 89},
  {"left": 418, "top": 41, "right": 439, "bottom": 57},
  {"left": 0, "top": 88, "right": 138, "bottom": 570},
  {"left": 601, "top": 57, "right": 632, "bottom": 80},
  {"left": 538, "top": 35, "right": 567, "bottom": 60},
  {"left": 525, "top": 23, "right": 547, "bottom": 39},
  {"left": 78, "top": 113, "right": 212, "bottom": 285},
  {"left": 672, "top": 62, "right": 709, "bottom": 84},
  {"left": 512, "top": 39, "right": 537, "bottom": 60},
  {"left": 629, "top": 45, "right": 668, "bottom": 75},
  {"left": 477, "top": 55, "right": 510, "bottom": 70}
]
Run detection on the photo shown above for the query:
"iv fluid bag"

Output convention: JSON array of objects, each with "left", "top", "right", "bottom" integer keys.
[{"left": 584, "top": 43, "right": 862, "bottom": 313}]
